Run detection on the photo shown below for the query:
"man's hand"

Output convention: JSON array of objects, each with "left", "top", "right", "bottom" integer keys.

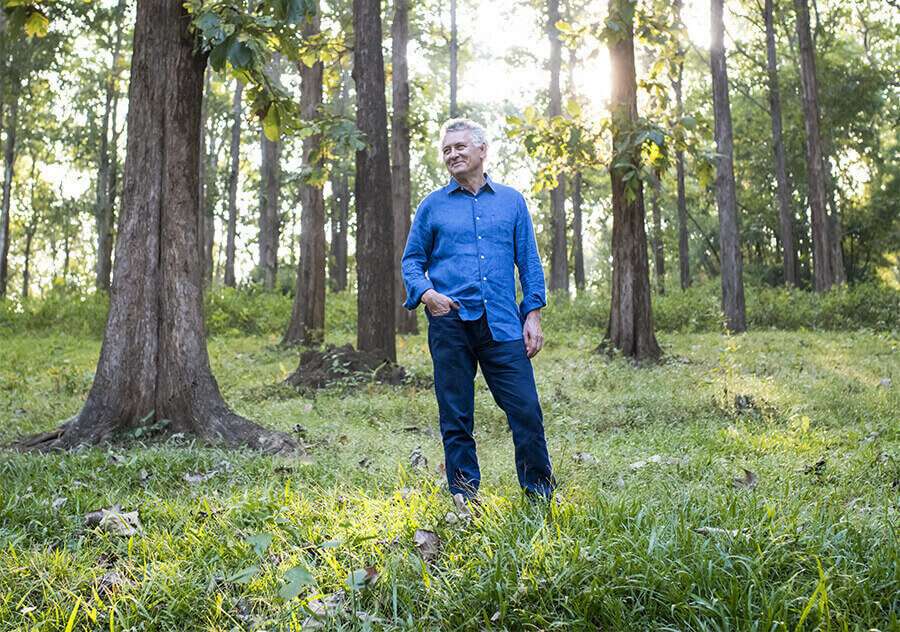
[
  {"left": 422, "top": 289, "right": 459, "bottom": 316},
  {"left": 523, "top": 309, "right": 544, "bottom": 358}
]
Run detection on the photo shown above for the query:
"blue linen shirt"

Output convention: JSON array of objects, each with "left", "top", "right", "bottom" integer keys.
[{"left": 401, "top": 174, "right": 547, "bottom": 342}]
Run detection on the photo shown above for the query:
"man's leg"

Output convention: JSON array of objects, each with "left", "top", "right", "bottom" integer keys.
[
  {"left": 475, "top": 319, "right": 554, "bottom": 498},
  {"left": 427, "top": 312, "right": 480, "bottom": 498}
]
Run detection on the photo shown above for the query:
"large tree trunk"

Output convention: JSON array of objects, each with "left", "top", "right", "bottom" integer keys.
[
  {"left": 449, "top": 0, "right": 458, "bottom": 117},
  {"left": 650, "top": 174, "right": 665, "bottom": 295},
  {"left": 19, "top": 0, "right": 296, "bottom": 453},
  {"left": 793, "top": 0, "right": 831, "bottom": 292},
  {"left": 329, "top": 169, "right": 349, "bottom": 292},
  {"left": 0, "top": 88, "right": 17, "bottom": 297},
  {"left": 392, "top": 0, "right": 417, "bottom": 335},
  {"left": 258, "top": 56, "right": 282, "bottom": 290},
  {"left": 224, "top": 80, "right": 243, "bottom": 287},
  {"left": 823, "top": 154, "right": 846, "bottom": 285},
  {"left": 95, "top": 0, "right": 127, "bottom": 293},
  {"left": 604, "top": 0, "right": 660, "bottom": 362},
  {"left": 284, "top": 6, "right": 327, "bottom": 346},
  {"left": 572, "top": 171, "right": 585, "bottom": 292},
  {"left": 547, "top": 0, "right": 568, "bottom": 293},
  {"left": 353, "top": 0, "right": 396, "bottom": 361},
  {"left": 710, "top": 0, "right": 746, "bottom": 332},
  {"left": 763, "top": 0, "right": 797, "bottom": 287}
]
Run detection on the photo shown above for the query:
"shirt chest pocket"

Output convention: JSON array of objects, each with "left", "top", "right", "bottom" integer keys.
[{"left": 485, "top": 209, "right": 516, "bottom": 249}]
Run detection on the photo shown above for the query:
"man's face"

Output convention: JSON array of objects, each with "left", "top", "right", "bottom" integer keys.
[{"left": 441, "top": 129, "right": 486, "bottom": 179}]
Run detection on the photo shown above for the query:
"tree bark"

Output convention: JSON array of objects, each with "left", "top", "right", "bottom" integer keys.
[
  {"left": 198, "top": 66, "right": 212, "bottom": 286},
  {"left": 224, "top": 80, "right": 243, "bottom": 287},
  {"left": 651, "top": 173, "right": 665, "bottom": 295},
  {"left": 547, "top": 0, "right": 568, "bottom": 293},
  {"left": 449, "top": 0, "right": 458, "bottom": 117},
  {"left": 572, "top": 171, "right": 585, "bottom": 291},
  {"left": 392, "top": 0, "right": 417, "bottom": 334},
  {"left": 710, "top": 0, "right": 746, "bottom": 332},
  {"left": 18, "top": 0, "right": 296, "bottom": 453},
  {"left": 793, "top": 0, "right": 831, "bottom": 292},
  {"left": 673, "top": 64, "right": 691, "bottom": 290},
  {"left": 604, "top": 0, "right": 660, "bottom": 361},
  {"left": 0, "top": 87, "right": 17, "bottom": 297},
  {"left": 258, "top": 55, "right": 282, "bottom": 290},
  {"left": 823, "top": 151, "right": 846, "bottom": 284},
  {"left": 329, "top": 168, "right": 349, "bottom": 292},
  {"left": 763, "top": 0, "right": 797, "bottom": 287},
  {"left": 95, "top": 0, "right": 127, "bottom": 293},
  {"left": 284, "top": 6, "right": 327, "bottom": 346},
  {"left": 353, "top": 0, "right": 396, "bottom": 361}
]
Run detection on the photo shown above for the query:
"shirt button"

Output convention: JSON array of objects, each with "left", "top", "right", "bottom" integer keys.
[
  {"left": 476, "top": 216, "right": 480, "bottom": 220},
  {"left": 482, "top": 276, "right": 486, "bottom": 281},
  {"left": 480, "top": 255, "right": 484, "bottom": 259},
  {"left": 478, "top": 236, "right": 482, "bottom": 239},
  {"left": 484, "top": 299, "right": 488, "bottom": 303}
]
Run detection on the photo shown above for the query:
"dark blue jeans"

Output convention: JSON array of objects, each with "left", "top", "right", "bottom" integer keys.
[{"left": 426, "top": 310, "right": 554, "bottom": 499}]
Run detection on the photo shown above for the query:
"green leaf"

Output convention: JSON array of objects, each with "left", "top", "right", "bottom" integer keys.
[
  {"left": 227, "top": 565, "right": 259, "bottom": 585},
  {"left": 245, "top": 532, "right": 273, "bottom": 556},
  {"left": 278, "top": 566, "right": 315, "bottom": 600},
  {"left": 24, "top": 11, "right": 49, "bottom": 38},
  {"left": 263, "top": 103, "right": 280, "bottom": 142},
  {"left": 681, "top": 115, "right": 697, "bottom": 130},
  {"left": 565, "top": 99, "right": 582, "bottom": 118},
  {"left": 228, "top": 40, "right": 253, "bottom": 70},
  {"left": 209, "top": 34, "right": 235, "bottom": 72}
]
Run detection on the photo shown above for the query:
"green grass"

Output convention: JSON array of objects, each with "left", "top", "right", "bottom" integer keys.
[{"left": 0, "top": 324, "right": 898, "bottom": 630}]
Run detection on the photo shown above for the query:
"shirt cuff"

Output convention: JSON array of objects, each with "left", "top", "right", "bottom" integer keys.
[
  {"left": 519, "top": 295, "right": 546, "bottom": 321},
  {"left": 404, "top": 280, "right": 435, "bottom": 310}
]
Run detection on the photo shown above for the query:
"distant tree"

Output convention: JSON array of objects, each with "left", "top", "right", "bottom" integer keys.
[
  {"left": 258, "top": 54, "right": 282, "bottom": 290},
  {"left": 328, "top": 70, "right": 351, "bottom": 293},
  {"left": 672, "top": 0, "right": 690, "bottom": 290},
  {"left": 793, "top": 0, "right": 832, "bottom": 291},
  {"left": 449, "top": 0, "right": 458, "bottom": 116},
  {"left": 650, "top": 172, "right": 664, "bottom": 294},
  {"left": 547, "top": 0, "right": 568, "bottom": 293},
  {"left": 392, "top": 0, "right": 417, "bottom": 334},
  {"left": 709, "top": 0, "right": 746, "bottom": 331},
  {"left": 223, "top": 79, "right": 242, "bottom": 288},
  {"left": 604, "top": 0, "right": 660, "bottom": 361},
  {"left": 353, "top": 0, "right": 396, "bottom": 360},
  {"left": 284, "top": 3, "right": 327, "bottom": 346}
]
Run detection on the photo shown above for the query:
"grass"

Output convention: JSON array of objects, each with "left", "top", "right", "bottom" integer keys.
[{"left": 0, "top": 321, "right": 898, "bottom": 630}]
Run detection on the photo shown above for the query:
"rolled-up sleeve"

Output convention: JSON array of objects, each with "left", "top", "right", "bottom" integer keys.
[
  {"left": 514, "top": 194, "right": 547, "bottom": 320},
  {"left": 401, "top": 201, "right": 435, "bottom": 309}
]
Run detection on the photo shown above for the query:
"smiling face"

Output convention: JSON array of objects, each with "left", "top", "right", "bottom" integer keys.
[{"left": 441, "top": 129, "right": 487, "bottom": 180}]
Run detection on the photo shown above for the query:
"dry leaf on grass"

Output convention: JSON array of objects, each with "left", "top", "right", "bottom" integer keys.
[
  {"left": 732, "top": 468, "right": 758, "bottom": 490},
  {"left": 414, "top": 529, "right": 442, "bottom": 562},
  {"left": 573, "top": 452, "right": 597, "bottom": 464},
  {"left": 409, "top": 446, "right": 428, "bottom": 470},
  {"left": 85, "top": 505, "right": 142, "bottom": 536},
  {"left": 693, "top": 526, "right": 748, "bottom": 539},
  {"left": 629, "top": 454, "right": 685, "bottom": 470},
  {"left": 302, "top": 590, "right": 346, "bottom": 629}
]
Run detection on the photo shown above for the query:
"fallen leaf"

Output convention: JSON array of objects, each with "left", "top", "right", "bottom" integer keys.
[
  {"left": 734, "top": 394, "right": 755, "bottom": 412},
  {"left": 346, "top": 567, "right": 379, "bottom": 591},
  {"left": 878, "top": 377, "right": 892, "bottom": 388},
  {"left": 85, "top": 505, "right": 142, "bottom": 536},
  {"left": 20, "top": 606, "right": 36, "bottom": 615},
  {"left": 183, "top": 469, "right": 219, "bottom": 485},
  {"left": 491, "top": 610, "right": 501, "bottom": 622},
  {"left": 278, "top": 566, "right": 315, "bottom": 601},
  {"left": 629, "top": 454, "right": 684, "bottom": 470},
  {"left": 803, "top": 458, "right": 826, "bottom": 475},
  {"left": 445, "top": 511, "right": 459, "bottom": 525},
  {"left": 302, "top": 590, "right": 346, "bottom": 629},
  {"left": 51, "top": 497, "right": 67, "bottom": 510},
  {"left": 693, "top": 526, "right": 743, "bottom": 538},
  {"left": 139, "top": 469, "right": 152, "bottom": 483},
  {"left": 358, "top": 457, "right": 373, "bottom": 469},
  {"left": 573, "top": 452, "right": 597, "bottom": 464},
  {"left": 413, "top": 529, "right": 441, "bottom": 562},
  {"left": 409, "top": 446, "right": 428, "bottom": 470},
  {"left": 245, "top": 533, "right": 273, "bottom": 556},
  {"left": 732, "top": 468, "right": 758, "bottom": 490},
  {"left": 338, "top": 434, "right": 349, "bottom": 445},
  {"left": 402, "top": 425, "right": 422, "bottom": 433},
  {"left": 293, "top": 424, "right": 308, "bottom": 436},
  {"left": 96, "top": 571, "right": 131, "bottom": 594}
]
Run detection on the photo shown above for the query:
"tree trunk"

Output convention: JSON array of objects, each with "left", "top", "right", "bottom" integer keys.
[
  {"left": 198, "top": 66, "right": 211, "bottom": 282},
  {"left": 449, "top": 0, "right": 458, "bottom": 117},
  {"left": 710, "top": 0, "right": 747, "bottom": 332},
  {"left": 18, "top": 0, "right": 296, "bottom": 453},
  {"left": 547, "top": 0, "right": 568, "bottom": 293},
  {"left": 284, "top": 7, "right": 327, "bottom": 346},
  {"left": 572, "top": 171, "right": 585, "bottom": 291},
  {"left": 763, "top": 0, "right": 797, "bottom": 287},
  {"left": 329, "top": 169, "right": 349, "bottom": 292},
  {"left": 224, "top": 80, "right": 243, "bottom": 288},
  {"left": 651, "top": 174, "right": 665, "bottom": 295},
  {"left": 673, "top": 2, "right": 690, "bottom": 290},
  {"left": 353, "top": 0, "right": 396, "bottom": 361},
  {"left": 392, "top": 0, "right": 417, "bottom": 334},
  {"left": 604, "top": 0, "right": 660, "bottom": 362},
  {"left": 95, "top": 0, "right": 127, "bottom": 293},
  {"left": 259, "top": 55, "right": 282, "bottom": 290},
  {"left": 793, "top": 0, "right": 831, "bottom": 292},
  {"left": 0, "top": 88, "right": 17, "bottom": 297},
  {"left": 824, "top": 155, "right": 846, "bottom": 284}
]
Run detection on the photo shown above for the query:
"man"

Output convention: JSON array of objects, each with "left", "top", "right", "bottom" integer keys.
[{"left": 401, "top": 118, "right": 555, "bottom": 502}]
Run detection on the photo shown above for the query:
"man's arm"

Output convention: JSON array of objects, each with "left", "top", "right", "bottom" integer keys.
[
  {"left": 514, "top": 194, "right": 547, "bottom": 357},
  {"left": 400, "top": 201, "right": 435, "bottom": 310}
]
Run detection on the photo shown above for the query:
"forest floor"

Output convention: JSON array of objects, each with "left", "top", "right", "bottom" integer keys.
[{"left": 0, "top": 326, "right": 897, "bottom": 630}]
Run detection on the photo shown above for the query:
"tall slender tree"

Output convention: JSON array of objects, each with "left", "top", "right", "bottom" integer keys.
[
  {"left": 571, "top": 172, "right": 585, "bottom": 291},
  {"left": 0, "top": 87, "right": 15, "bottom": 297},
  {"left": 793, "top": 0, "right": 831, "bottom": 291},
  {"left": 258, "top": 55, "right": 282, "bottom": 290},
  {"left": 547, "top": 0, "right": 568, "bottom": 293},
  {"left": 672, "top": 0, "right": 690, "bottom": 290},
  {"left": 353, "top": 0, "right": 396, "bottom": 360},
  {"left": 328, "top": 70, "right": 351, "bottom": 292},
  {"left": 763, "top": 0, "right": 797, "bottom": 286},
  {"left": 710, "top": 0, "right": 746, "bottom": 332},
  {"left": 650, "top": 173, "right": 664, "bottom": 294},
  {"left": 94, "top": 0, "right": 127, "bottom": 293},
  {"left": 449, "top": 0, "right": 459, "bottom": 117},
  {"left": 224, "top": 80, "right": 243, "bottom": 288},
  {"left": 284, "top": 5, "right": 327, "bottom": 346},
  {"left": 604, "top": 0, "right": 660, "bottom": 361},
  {"left": 20, "top": 0, "right": 296, "bottom": 452},
  {"left": 392, "top": 0, "right": 417, "bottom": 334}
]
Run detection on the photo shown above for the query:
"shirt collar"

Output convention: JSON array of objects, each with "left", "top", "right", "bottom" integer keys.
[{"left": 446, "top": 173, "right": 495, "bottom": 195}]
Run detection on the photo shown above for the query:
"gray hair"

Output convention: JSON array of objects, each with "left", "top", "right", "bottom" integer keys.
[{"left": 439, "top": 118, "right": 489, "bottom": 150}]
